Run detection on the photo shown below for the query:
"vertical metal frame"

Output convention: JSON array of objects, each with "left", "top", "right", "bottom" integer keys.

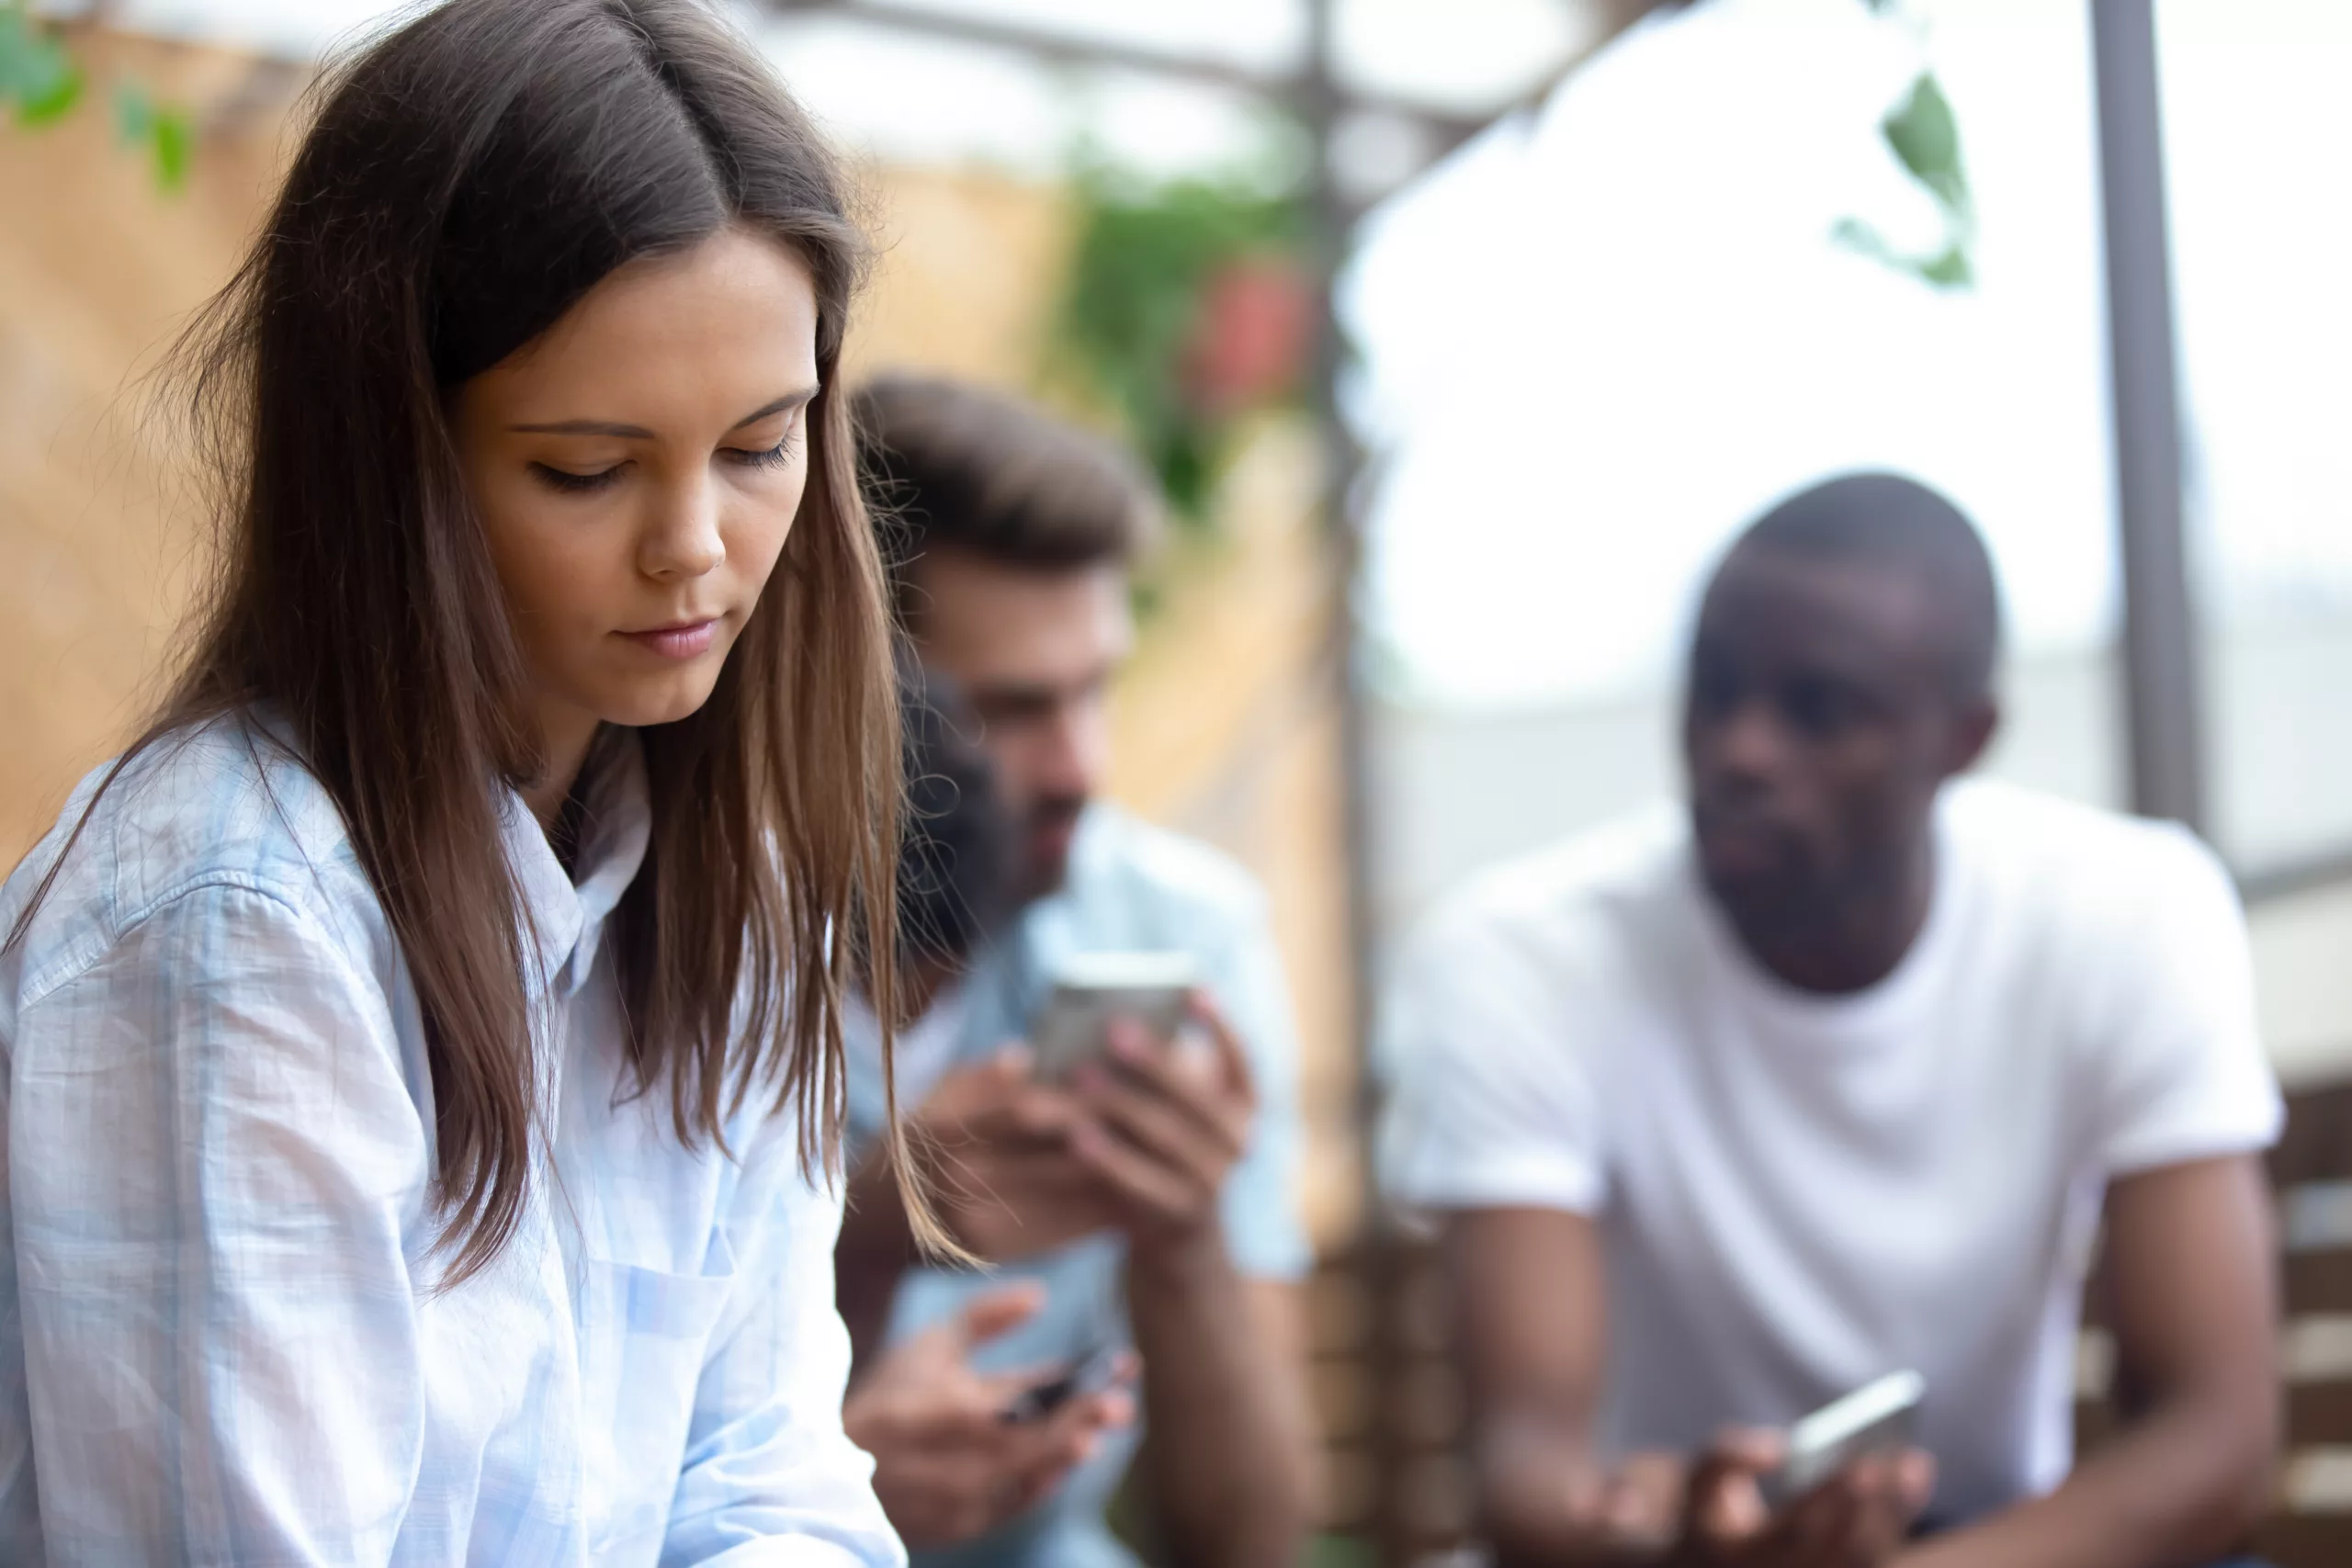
[{"left": 2091, "top": 0, "right": 2205, "bottom": 832}]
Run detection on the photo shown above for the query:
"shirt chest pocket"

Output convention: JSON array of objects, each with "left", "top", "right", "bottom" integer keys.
[{"left": 578, "top": 1239, "right": 738, "bottom": 1554}]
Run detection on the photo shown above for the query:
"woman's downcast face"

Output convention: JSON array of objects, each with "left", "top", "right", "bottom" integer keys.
[{"left": 453, "top": 225, "right": 822, "bottom": 751}]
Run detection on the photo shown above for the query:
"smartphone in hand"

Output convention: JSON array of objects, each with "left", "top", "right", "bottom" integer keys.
[
  {"left": 1028, "top": 952, "right": 1197, "bottom": 1083},
  {"left": 1761, "top": 1370, "right": 1927, "bottom": 1507},
  {"left": 1000, "top": 1343, "right": 1125, "bottom": 1425}
]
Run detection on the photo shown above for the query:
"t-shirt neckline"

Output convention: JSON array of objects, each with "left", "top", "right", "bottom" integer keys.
[{"left": 1683, "top": 804, "right": 1965, "bottom": 1041}]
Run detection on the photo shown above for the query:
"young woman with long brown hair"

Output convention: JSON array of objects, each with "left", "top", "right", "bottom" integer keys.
[{"left": 0, "top": 1, "right": 930, "bottom": 1559}]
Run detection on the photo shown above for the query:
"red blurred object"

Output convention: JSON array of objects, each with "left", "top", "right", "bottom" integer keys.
[{"left": 1180, "top": 254, "right": 1312, "bottom": 421}]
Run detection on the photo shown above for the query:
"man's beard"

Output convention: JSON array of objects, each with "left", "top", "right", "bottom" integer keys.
[{"left": 1016, "top": 795, "right": 1088, "bottom": 901}]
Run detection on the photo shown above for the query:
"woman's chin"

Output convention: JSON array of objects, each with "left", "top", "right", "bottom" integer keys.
[{"left": 597, "top": 672, "right": 726, "bottom": 730}]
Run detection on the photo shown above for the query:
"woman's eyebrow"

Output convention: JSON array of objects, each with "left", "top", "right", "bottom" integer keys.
[
  {"left": 507, "top": 387, "right": 818, "bottom": 439},
  {"left": 729, "top": 387, "right": 820, "bottom": 430},
  {"left": 507, "top": 417, "right": 656, "bottom": 437}
]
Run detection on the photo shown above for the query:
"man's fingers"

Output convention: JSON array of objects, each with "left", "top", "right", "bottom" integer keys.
[
  {"left": 1556, "top": 1466, "right": 1611, "bottom": 1535},
  {"left": 1769, "top": 1452, "right": 1931, "bottom": 1566},
  {"left": 928, "top": 1048, "right": 1084, "bottom": 1146},
  {"left": 1682, "top": 1428, "right": 1781, "bottom": 1546},
  {"left": 952, "top": 1282, "right": 1047, "bottom": 1351},
  {"left": 1600, "top": 1474, "right": 1670, "bottom": 1547},
  {"left": 1185, "top": 990, "right": 1258, "bottom": 1101},
  {"left": 1068, "top": 1119, "right": 1197, "bottom": 1221},
  {"left": 998, "top": 1391, "right": 1133, "bottom": 1503},
  {"left": 1072, "top": 1067, "right": 1233, "bottom": 1190},
  {"left": 1777, "top": 1472, "right": 1861, "bottom": 1562},
  {"left": 982, "top": 1086, "right": 1085, "bottom": 1145},
  {"left": 1600, "top": 1451, "right": 1684, "bottom": 1548},
  {"left": 1838, "top": 1451, "right": 1935, "bottom": 1558},
  {"left": 1710, "top": 1427, "right": 1787, "bottom": 1473},
  {"left": 1895, "top": 1448, "right": 1937, "bottom": 1515},
  {"left": 1098, "top": 1020, "right": 1249, "bottom": 1154},
  {"left": 1046, "top": 1387, "right": 1136, "bottom": 1450}
]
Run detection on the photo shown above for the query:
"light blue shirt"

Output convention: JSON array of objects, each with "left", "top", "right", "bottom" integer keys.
[
  {"left": 0, "top": 720, "right": 901, "bottom": 1567},
  {"left": 846, "top": 805, "right": 1310, "bottom": 1568}
]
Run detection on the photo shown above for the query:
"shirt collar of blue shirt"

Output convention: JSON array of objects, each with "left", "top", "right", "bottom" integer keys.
[{"left": 500, "top": 727, "right": 650, "bottom": 999}]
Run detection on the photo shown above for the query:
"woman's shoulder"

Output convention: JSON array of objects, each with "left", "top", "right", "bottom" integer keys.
[{"left": 3, "top": 715, "right": 381, "bottom": 1001}]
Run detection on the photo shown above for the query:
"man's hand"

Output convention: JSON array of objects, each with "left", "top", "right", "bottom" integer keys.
[
  {"left": 1676, "top": 1429, "right": 1935, "bottom": 1568},
  {"left": 843, "top": 1284, "right": 1136, "bottom": 1550},
  {"left": 913, "top": 1050, "right": 1116, "bottom": 1261},
  {"left": 1065, "top": 993, "right": 1256, "bottom": 1255},
  {"left": 1488, "top": 1446, "right": 1688, "bottom": 1562}
]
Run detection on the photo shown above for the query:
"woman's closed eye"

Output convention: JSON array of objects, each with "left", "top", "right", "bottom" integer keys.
[
  {"left": 531, "top": 459, "right": 626, "bottom": 494},
  {"left": 527, "top": 427, "right": 797, "bottom": 496},
  {"left": 724, "top": 431, "right": 799, "bottom": 471}
]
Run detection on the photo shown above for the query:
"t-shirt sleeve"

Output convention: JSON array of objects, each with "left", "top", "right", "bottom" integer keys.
[
  {"left": 2092, "top": 829, "right": 2283, "bottom": 1177},
  {"left": 1202, "top": 896, "right": 1313, "bottom": 1281},
  {"left": 1378, "top": 893, "right": 1607, "bottom": 1215}
]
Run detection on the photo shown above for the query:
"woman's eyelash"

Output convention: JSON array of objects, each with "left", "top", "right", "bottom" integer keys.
[
  {"left": 531, "top": 462, "right": 623, "bottom": 494},
  {"left": 728, "top": 434, "right": 799, "bottom": 470},
  {"left": 528, "top": 433, "right": 796, "bottom": 493}
]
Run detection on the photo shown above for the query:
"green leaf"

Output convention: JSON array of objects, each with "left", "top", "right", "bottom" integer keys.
[
  {"left": 1, "top": 4, "right": 81, "bottom": 127},
  {"left": 0, "top": 6, "right": 40, "bottom": 94},
  {"left": 1883, "top": 72, "right": 1970, "bottom": 216},
  {"left": 16, "top": 56, "right": 78, "bottom": 124},
  {"left": 1915, "top": 243, "right": 1973, "bottom": 288},
  {"left": 151, "top": 106, "right": 192, "bottom": 189},
  {"left": 1832, "top": 218, "right": 1973, "bottom": 291},
  {"left": 115, "top": 83, "right": 153, "bottom": 142},
  {"left": 1831, "top": 216, "right": 1890, "bottom": 259}
]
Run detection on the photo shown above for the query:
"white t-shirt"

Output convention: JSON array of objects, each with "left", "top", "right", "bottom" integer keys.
[{"left": 1380, "top": 778, "right": 2282, "bottom": 1525}]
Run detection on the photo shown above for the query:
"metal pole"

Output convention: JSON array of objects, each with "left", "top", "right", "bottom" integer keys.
[
  {"left": 2090, "top": 0, "right": 2204, "bottom": 829},
  {"left": 1297, "top": 3, "right": 1375, "bottom": 1243},
  {"left": 1295, "top": 3, "right": 1411, "bottom": 1562}
]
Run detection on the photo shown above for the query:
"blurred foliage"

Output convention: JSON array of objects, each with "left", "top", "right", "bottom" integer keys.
[
  {"left": 0, "top": 3, "right": 80, "bottom": 125},
  {"left": 1050, "top": 163, "right": 1309, "bottom": 524},
  {"left": 0, "top": 2, "right": 192, "bottom": 190},
  {"left": 1835, "top": 71, "right": 1974, "bottom": 288},
  {"left": 115, "top": 81, "right": 193, "bottom": 189},
  {"left": 1838, "top": 2, "right": 1973, "bottom": 288}
]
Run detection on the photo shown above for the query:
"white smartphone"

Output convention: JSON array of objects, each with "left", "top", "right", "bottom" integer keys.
[
  {"left": 1028, "top": 951, "right": 1198, "bottom": 1082},
  {"left": 1762, "top": 1370, "right": 1927, "bottom": 1507}
]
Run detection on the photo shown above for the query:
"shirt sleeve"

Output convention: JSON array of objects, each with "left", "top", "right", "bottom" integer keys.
[
  {"left": 1200, "top": 894, "right": 1313, "bottom": 1282},
  {"left": 2092, "top": 829, "right": 2283, "bottom": 1177},
  {"left": 1378, "top": 894, "right": 1608, "bottom": 1215},
  {"left": 7, "top": 880, "right": 430, "bottom": 1563},
  {"left": 661, "top": 1111, "right": 904, "bottom": 1568}
]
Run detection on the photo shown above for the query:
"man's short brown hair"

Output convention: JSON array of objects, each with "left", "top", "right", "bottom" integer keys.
[{"left": 854, "top": 374, "right": 1159, "bottom": 618}]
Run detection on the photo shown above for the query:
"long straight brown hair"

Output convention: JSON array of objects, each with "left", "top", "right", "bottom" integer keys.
[{"left": 13, "top": 0, "right": 933, "bottom": 1285}]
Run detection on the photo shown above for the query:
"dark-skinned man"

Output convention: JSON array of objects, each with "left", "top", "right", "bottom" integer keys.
[
  {"left": 1381, "top": 473, "right": 2281, "bottom": 1568},
  {"left": 835, "top": 376, "right": 1319, "bottom": 1568}
]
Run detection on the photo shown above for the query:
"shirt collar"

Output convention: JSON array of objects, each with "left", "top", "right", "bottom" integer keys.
[{"left": 499, "top": 728, "right": 652, "bottom": 998}]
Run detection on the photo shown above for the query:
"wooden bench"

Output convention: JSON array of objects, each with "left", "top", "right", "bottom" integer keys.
[
  {"left": 1310, "top": 1079, "right": 2352, "bottom": 1567},
  {"left": 2249, "top": 1079, "right": 2352, "bottom": 1563}
]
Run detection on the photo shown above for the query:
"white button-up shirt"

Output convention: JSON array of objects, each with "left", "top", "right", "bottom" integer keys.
[{"left": 0, "top": 719, "right": 901, "bottom": 1566}]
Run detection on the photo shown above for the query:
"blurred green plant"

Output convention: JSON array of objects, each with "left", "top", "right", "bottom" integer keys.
[
  {"left": 1049, "top": 164, "right": 1311, "bottom": 523},
  {"left": 0, "top": 2, "right": 80, "bottom": 125},
  {"left": 1835, "top": 70, "right": 1973, "bottom": 288},
  {"left": 0, "top": 2, "right": 193, "bottom": 190},
  {"left": 1838, "top": 1, "right": 1974, "bottom": 288},
  {"left": 115, "top": 81, "right": 193, "bottom": 188}
]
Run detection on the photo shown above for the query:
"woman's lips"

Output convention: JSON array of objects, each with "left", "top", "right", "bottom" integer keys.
[{"left": 620, "top": 618, "right": 719, "bottom": 660}]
